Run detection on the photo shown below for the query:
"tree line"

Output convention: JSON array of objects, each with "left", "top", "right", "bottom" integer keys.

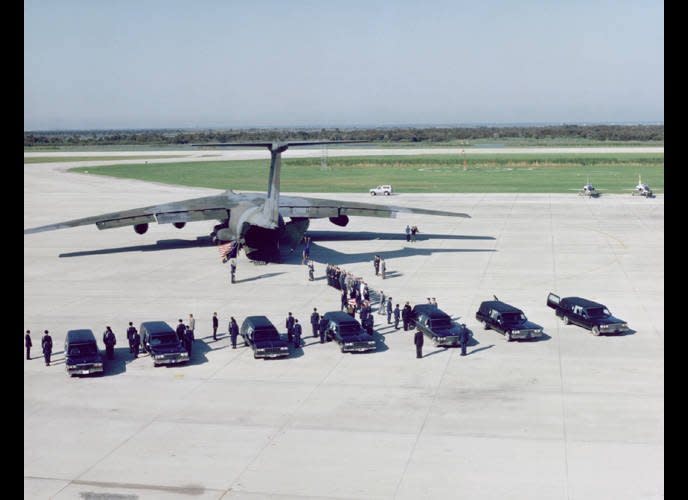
[{"left": 24, "top": 124, "right": 663, "bottom": 147}]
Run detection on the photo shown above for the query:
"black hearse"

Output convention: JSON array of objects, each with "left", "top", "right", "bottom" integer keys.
[
  {"left": 240, "top": 316, "right": 290, "bottom": 359},
  {"left": 64, "top": 329, "right": 104, "bottom": 376},
  {"left": 140, "top": 321, "right": 189, "bottom": 366},
  {"left": 475, "top": 298, "right": 544, "bottom": 341},
  {"left": 546, "top": 293, "right": 629, "bottom": 336},
  {"left": 322, "top": 311, "right": 376, "bottom": 353},
  {"left": 409, "top": 304, "right": 471, "bottom": 347}
]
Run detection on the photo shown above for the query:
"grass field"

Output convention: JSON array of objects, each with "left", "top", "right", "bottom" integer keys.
[
  {"left": 24, "top": 155, "right": 189, "bottom": 164},
  {"left": 69, "top": 153, "right": 664, "bottom": 193}
]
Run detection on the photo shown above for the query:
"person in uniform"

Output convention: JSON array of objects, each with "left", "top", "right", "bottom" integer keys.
[
  {"left": 103, "top": 326, "right": 116, "bottom": 360},
  {"left": 286, "top": 312, "right": 295, "bottom": 343},
  {"left": 414, "top": 329, "right": 424, "bottom": 358},
  {"left": 318, "top": 316, "right": 328, "bottom": 343},
  {"left": 293, "top": 319, "right": 302, "bottom": 348},
  {"left": 386, "top": 297, "right": 393, "bottom": 324},
  {"left": 184, "top": 327, "right": 193, "bottom": 356},
  {"left": 212, "top": 312, "right": 219, "bottom": 341},
  {"left": 378, "top": 291, "right": 386, "bottom": 315},
  {"left": 393, "top": 304, "right": 401, "bottom": 330},
  {"left": 176, "top": 319, "right": 186, "bottom": 344},
  {"left": 25, "top": 330, "right": 32, "bottom": 360},
  {"left": 42, "top": 330, "right": 52, "bottom": 366},
  {"left": 373, "top": 255, "right": 380, "bottom": 275},
  {"left": 405, "top": 225, "right": 411, "bottom": 242},
  {"left": 131, "top": 329, "right": 141, "bottom": 358},
  {"left": 310, "top": 308, "right": 320, "bottom": 337},
  {"left": 229, "top": 317, "right": 239, "bottom": 349},
  {"left": 230, "top": 258, "right": 237, "bottom": 283},
  {"left": 126, "top": 322, "right": 137, "bottom": 353},
  {"left": 459, "top": 327, "right": 470, "bottom": 357},
  {"left": 188, "top": 314, "right": 195, "bottom": 339}
]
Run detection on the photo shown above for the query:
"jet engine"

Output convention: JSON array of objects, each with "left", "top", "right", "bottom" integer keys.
[
  {"left": 329, "top": 215, "right": 349, "bottom": 227},
  {"left": 134, "top": 223, "right": 149, "bottom": 234}
]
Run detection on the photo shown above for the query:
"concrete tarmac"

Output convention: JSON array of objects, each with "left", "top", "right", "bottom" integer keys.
[{"left": 24, "top": 160, "right": 663, "bottom": 499}]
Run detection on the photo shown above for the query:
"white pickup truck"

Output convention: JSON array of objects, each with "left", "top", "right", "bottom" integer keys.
[{"left": 369, "top": 184, "right": 393, "bottom": 196}]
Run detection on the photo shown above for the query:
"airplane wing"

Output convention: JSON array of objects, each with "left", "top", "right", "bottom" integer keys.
[
  {"left": 278, "top": 195, "right": 470, "bottom": 219},
  {"left": 23, "top": 193, "right": 243, "bottom": 234}
]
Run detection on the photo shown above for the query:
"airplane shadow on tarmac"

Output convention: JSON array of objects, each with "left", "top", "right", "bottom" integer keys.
[
  {"left": 304, "top": 244, "right": 496, "bottom": 267},
  {"left": 59, "top": 236, "right": 215, "bottom": 258}
]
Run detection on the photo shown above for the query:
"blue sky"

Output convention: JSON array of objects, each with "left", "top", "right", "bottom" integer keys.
[{"left": 24, "top": 0, "right": 663, "bottom": 130}]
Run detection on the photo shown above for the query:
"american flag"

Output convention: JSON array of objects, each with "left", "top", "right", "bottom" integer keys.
[{"left": 218, "top": 241, "right": 235, "bottom": 260}]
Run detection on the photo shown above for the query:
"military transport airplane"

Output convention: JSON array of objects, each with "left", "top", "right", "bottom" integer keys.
[{"left": 24, "top": 141, "right": 470, "bottom": 262}]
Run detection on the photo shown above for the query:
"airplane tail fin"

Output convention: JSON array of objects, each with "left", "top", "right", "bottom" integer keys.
[{"left": 191, "top": 140, "right": 366, "bottom": 229}]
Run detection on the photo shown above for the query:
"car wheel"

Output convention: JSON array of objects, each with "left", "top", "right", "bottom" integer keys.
[
  {"left": 340, "top": 346, "right": 345, "bottom": 353},
  {"left": 483, "top": 320, "right": 490, "bottom": 330},
  {"left": 505, "top": 330, "right": 512, "bottom": 342},
  {"left": 244, "top": 340, "right": 248, "bottom": 347},
  {"left": 371, "top": 192, "right": 376, "bottom": 196},
  {"left": 253, "top": 352, "right": 258, "bottom": 359},
  {"left": 592, "top": 326, "right": 601, "bottom": 336},
  {"left": 384, "top": 191, "right": 390, "bottom": 196},
  {"left": 563, "top": 316, "right": 570, "bottom": 325}
]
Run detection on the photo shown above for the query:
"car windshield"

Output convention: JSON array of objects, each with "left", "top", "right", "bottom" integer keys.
[
  {"left": 151, "top": 334, "right": 178, "bottom": 346},
  {"left": 340, "top": 324, "right": 362, "bottom": 337},
  {"left": 254, "top": 329, "right": 280, "bottom": 341},
  {"left": 502, "top": 312, "right": 526, "bottom": 323},
  {"left": 430, "top": 317, "right": 452, "bottom": 329},
  {"left": 587, "top": 307, "right": 610, "bottom": 318},
  {"left": 68, "top": 344, "right": 97, "bottom": 356}
]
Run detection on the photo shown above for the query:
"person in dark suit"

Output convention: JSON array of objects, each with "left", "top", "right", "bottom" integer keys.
[
  {"left": 103, "top": 326, "right": 116, "bottom": 360},
  {"left": 42, "top": 330, "right": 52, "bottom": 366},
  {"left": 25, "top": 330, "right": 32, "bottom": 360},
  {"left": 229, "top": 317, "right": 239, "bottom": 349},
  {"left": 131, "top": 329, "right": 141, "bottom": 358},
  {"left": 402, "top": 302, "right": 412, "bottom": 331},
  {"left": 212, "top": 312, "right": 219, "bottom": 341},
  {"left": 386, "top": 297, "right": 393, "bottom": 324},
  {"left": 176, "top": 319, "right": 186, "bottom": 344},
  {"left": 184, "top": 327, "right": 194, "bottom": 356},
  {"left": 459, "top": 327, "right": 470, "bottom": 356},
  {"left": 319, "top": 317, "right": 329, "bottom": 344},
  {"left": 414, "top": 329, "right": 424, "bottom": 358},
  {"left": 293, "top": 319, "right": 302, "bottom": 348},
  {"left": 286, "top": 312, "right": 295, "bottom": 343},
  {"left": 310, "top": 308, "right": 320, "bottom": 337},
  {"left": 126, "top": 322, "right": 137, "bottom": 353}
]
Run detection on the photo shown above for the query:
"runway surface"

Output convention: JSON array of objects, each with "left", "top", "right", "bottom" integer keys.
[{"left": 24, "top": 156, "right": 663, "bottom": 499}]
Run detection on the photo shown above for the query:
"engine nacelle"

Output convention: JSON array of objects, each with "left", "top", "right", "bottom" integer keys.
[
  {"left": 134, "top": 223, "right": 149, "bottom": 235},
  {"left": 329, "top": 215, "right": 349, "bottom": 227},
  {"left": 173, "top": 222, "right": 186, "bottom": 229}
]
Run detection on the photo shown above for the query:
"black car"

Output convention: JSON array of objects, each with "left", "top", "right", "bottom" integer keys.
[
  {"left": 240, "top": 316, "right": 290, "bottom": 359},
  {"left": 546, "top": 293, "right": 629, "bottom": 336},
  {"left": 140, "top": 321, "right": 189, "bottom": 366},
  {"left": 475, "top": 298, "right": 544, "bottom": 341},
  {"left": 322, "top": 311, "right": 376, "bottom": 353},
  {"left": 409, "top": 304, "right": 471, "bottom": 347},
  {"left": 64, "top": 329, "right": 104, "bottom": 376}
]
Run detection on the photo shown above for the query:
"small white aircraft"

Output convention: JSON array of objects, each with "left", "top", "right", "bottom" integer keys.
[
  {"left": 631, "top": 175, "right": 654, "bottom": 197},
  {"left": 570, "top": 177, "right": 600, "bottom": 197}
]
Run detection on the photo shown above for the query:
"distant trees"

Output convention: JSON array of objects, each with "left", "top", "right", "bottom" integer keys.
[{"left": 24, "top": 124, "right": 664, "bottom": 147}]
